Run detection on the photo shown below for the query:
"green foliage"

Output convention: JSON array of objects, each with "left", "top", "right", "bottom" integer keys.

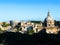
[
  {"left": 16, "top": 28, "right": 22, "bottom": 32},
  {"left": 2, "top": 22, "right": 6, "bottom": 27},
  {"left": 0, "top": 28, "right": 2, "bottom": 32},
  {"left": 0, "top": 28, "right": 3, "bottom": 33},
  {"left": 15, "top": 22, "right": 21, "bottom": 32},
  {"left": 1, "top": 32, "right": 60, "bottom": 45},
  {"left": 27, "top": 30, "right": 34, "bottom": 35},
  {"left": 0, "top": 28, "right": 1, "bottom": 30},
  {"left": 31, "top": 21, "right": 42, "bottom": 24},
  {"left": 54, "top": 20, "right": 60, "bottom": 27},
  {"left": 2, "top": 22, "right": 10, "bottom": 27}
]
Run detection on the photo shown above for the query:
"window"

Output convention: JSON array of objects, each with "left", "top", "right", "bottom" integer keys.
[{"left": 49, "top": 24, "right": 50, "bottom": 26}]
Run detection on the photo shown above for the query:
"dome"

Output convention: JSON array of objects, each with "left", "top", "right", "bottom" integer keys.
[
  {"left": 46, "top": 15, "right": 53, "bottom": 21},
  {"left": 46, "top": 11, "right": 54, "bottom": 21}
]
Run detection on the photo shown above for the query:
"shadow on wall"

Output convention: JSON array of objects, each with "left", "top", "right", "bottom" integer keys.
[{"left": 39, "top": 28, "right": 46, "bottom": 33}]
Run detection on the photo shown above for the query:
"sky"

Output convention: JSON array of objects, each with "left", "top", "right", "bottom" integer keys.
[{"left": 0, "top": 0, "right": 60, "bottom": 21}]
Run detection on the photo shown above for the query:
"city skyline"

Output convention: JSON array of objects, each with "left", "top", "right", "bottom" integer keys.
[{"left": 0, "top": 0, "right": 60, "bottom": 21}]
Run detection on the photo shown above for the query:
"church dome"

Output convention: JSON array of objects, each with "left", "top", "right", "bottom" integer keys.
[
  {"left": 46, "top": 11, "right": 54, "bottom": 21},
  {"left": 44, "top": 11, "right": 55, "bottom": 27}
]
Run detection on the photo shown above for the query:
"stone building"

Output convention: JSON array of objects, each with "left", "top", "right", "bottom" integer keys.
[
  {"left": 17, "top": 11, "right": 59, "bottom": 34},
  {"left": 44, "top": 11, "right": 59, "bottom": 34},
  {"left": 33, "top": 11, "right": 59, "bottom": 34},
  {"left": 0, "top": 11, "right": 59, "bottom": 34},
  {"left": 44, "top": 11, "right": 54, "bottom": 27}
]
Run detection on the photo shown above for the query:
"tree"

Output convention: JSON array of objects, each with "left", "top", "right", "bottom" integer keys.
[
  {"left": 15, "top": 22, "right": 21, "bottom": 32},
  {"left": 0, "top": 28, "right": 2, "bottom": 33},
  {"left": 27, "top": 26, "right": 34, "bottom": 35},
  {"left": 2, "top": 22, "right": 10, "bottom": 30},
  {"left": 31, "top": 20, "right": 42, "bottom": 24},
  {"left": 27, "top": 30, "right": 34, "bottom": 35},
  {"left": 54, "top": 20, "right": 60, "bottom": 27}
]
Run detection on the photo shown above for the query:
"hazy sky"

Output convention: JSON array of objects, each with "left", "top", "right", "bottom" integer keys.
[{"left": 0, "top": 0, "right": 60, "bottom": 21}]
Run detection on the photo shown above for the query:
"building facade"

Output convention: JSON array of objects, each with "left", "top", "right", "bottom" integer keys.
[
  {"left": 0, "top": 11, "right": 60, "bottom": 34},
  {"left": 44, "top": 11, "right": 59, "bottom": 34}
]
